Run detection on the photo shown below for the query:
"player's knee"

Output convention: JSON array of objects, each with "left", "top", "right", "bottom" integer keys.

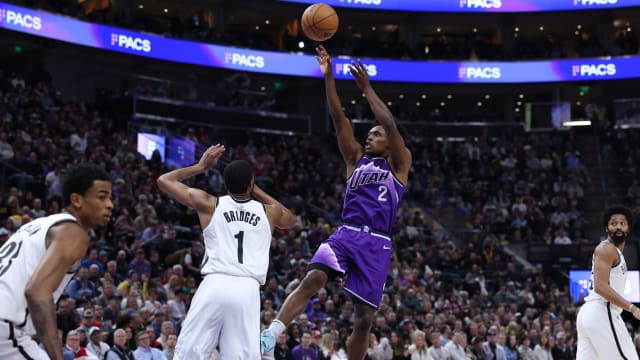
[
  {"left": 298, "top": 270, "right": 327, "bottom": 295},
  {"left": 353, "top": 310, "right": 373, "bottom": 334}
]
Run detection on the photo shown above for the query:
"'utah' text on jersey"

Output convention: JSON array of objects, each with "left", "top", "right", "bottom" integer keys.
[{"left": 342, "top": 156, "right": 405, "bottom": 234}]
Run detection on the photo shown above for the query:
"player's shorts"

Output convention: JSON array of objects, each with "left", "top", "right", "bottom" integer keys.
[
  {"left": 577, "top": 301, "right": 638, "bottom": 360},
  {"left": 0, "top": 320, "right": 49, "bottom": 360},
  {"left": 308, "top": 224, "right": 392, "bottom": 308},
  {"left": 174, "top": 273, "right": 261, "bottom": 360}
]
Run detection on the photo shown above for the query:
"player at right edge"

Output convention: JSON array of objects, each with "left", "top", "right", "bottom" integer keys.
[{"left": 577, "top": 205, "right": 640, "bottom": 360}]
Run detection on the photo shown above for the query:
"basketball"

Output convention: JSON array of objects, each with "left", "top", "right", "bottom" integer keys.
[{"left": 301, "top": 3, "right": 339, "bottom": 42}]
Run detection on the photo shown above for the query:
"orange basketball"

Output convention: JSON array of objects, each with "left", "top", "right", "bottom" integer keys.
[{"left": 301, "top": 3, "right": 339, "bottom": 42}]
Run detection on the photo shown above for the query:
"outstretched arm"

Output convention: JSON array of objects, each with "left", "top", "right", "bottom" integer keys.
[
  {"left": 252, "top": 185, "right": 296, "bottom": 231},
  {"left": 157, "top": 144, "right": 225, "bottom": 227},
  {"left": 350, "top": 60, "right": 412, "bottom": 184},
  {"left": 316, "top": 45, "right": 363, "bottom": 172},
  {"left": 25, "top": 223, "right": 90, "bottom": 360}
]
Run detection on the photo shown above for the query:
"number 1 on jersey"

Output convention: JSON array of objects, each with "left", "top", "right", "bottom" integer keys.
[{"left": 234, "top": 231, "right": 244, "bottom": 264}]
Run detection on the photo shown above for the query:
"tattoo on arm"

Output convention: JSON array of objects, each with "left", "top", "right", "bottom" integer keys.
[{"left": 29, "top": 299, "right": 62, "bottom": 360}]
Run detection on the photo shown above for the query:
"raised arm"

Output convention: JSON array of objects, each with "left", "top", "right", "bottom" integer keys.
[
  {"left": 25, "top": 223, "right": 90, "bottom": 360},
  {"left": 157, "top": 144, "right": 225, "bottom": 228},
  {"left": 349, "top": 60, "right": 412, "bottom": 184},
  {"left": 252, "top": 184, "right": 296, "bottom": 231},
  {"left": 316, "top": 45, "right": 363, "bottom": 173}
]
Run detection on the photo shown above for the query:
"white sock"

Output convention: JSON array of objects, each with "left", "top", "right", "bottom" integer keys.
[{"left": 269, "top": 319, "right": 286, "bottom": 338}]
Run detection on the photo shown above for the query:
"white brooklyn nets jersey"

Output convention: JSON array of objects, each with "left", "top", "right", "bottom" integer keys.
[
  {"left": 0, "top": 213, "right": 79, "bottom": 333},
  {"left": 201, "top": 196, "right": 271, "bottom": 285},
  {"left": 585, "top": 244, "right": 628, "bottom": 312}
]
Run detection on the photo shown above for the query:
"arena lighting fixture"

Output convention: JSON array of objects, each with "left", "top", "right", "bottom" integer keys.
[
  {"left": 563, "top": 120, "right": 591, "bottom": 127},
  {"left": 436, "top": 137, "right": 466, "bottom": 142}
]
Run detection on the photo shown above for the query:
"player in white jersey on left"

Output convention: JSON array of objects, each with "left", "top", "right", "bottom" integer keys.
[
  {"left": 157, "top": 144, "right": 296, "bottom": 360},
  {"left": 0, "top": 164, "right": 113, "bottom": 360}
]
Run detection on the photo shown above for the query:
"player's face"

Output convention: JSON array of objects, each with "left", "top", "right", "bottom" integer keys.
[
  {"left": 364, "top": 126, "right": 388, "bottom": 156},
  {"left": 77, "top": 180, "right": 114, "bottom": 227},
  {"left": 607, "top": 214, "right": 629, "bottom": 245}
]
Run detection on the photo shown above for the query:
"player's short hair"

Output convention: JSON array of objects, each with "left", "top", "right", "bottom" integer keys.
[
  {"left": 223, "top": 160, "right": 254, "bottom": 194},
  {"left": 62, "top": 164, "right": 110, "bottom": 207},
  {"left": 602, "top": 205, "right": 634, "bottom": 229}
]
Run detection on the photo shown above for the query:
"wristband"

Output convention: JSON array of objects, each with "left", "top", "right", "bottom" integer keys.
[{"left": 630, "top": 304, "right": 635, "bottom": 312}]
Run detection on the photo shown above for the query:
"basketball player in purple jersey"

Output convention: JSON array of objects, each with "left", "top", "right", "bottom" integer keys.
[{"left": 262, "top": 44, "right": 412, "bottom": 360}]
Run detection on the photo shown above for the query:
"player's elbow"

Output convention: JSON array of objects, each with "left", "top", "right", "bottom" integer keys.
[
  {"left": 279, "top": 210, "right": 297, "bottom": 229},
  {"left": 157, "top": 175, "right": 169, "bottom": 191},
  {"left": 593, "top": 282, "right": 608, "bottom": 295},
  {"left": 24, "top": 285, "right": 46, "bottom": 305}
]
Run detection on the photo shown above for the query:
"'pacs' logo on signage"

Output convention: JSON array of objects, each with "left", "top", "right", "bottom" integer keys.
[
  {"left": 573, "top": 0, "right": 617, "bottom": 6},
  {"left": 110, "top": 33, "right": 151, "bottom": 53},
  {"left": 458, "top": 66, "right": 501, "bottom": 79},
  {"left": 224, "top": 52, "right": 265, "bottom": 68},
  {"left": 459, "top": 0, "right": 502, "bottom": 8},
  {"left": 335, "top": 62, "right": 378, "bottom": 77},
  {"left": 571, "top": 63, "right": 616, "bottom": 77},
  {"left": 0, "top": 8, "right": 42, "bottom": 30}
]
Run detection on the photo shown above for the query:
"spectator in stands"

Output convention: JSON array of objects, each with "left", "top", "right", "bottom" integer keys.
[
  {"left": 0, "top": 130, "right": 14, "bottom": 160},
  {"left": 114, "top": 207, "right": 137, "bottom": 238},
  {"left": 81, "top": 248, "right": 105, "bottom": 275},
  {"left": 551, "top": 331, "right": 572, "bottom": 360},
  {"left": 291, "top": 330, "right": 317, "bottom": 360},
  {"left": 168, "top": 288, "right": 188, "bottom": 324},
  {"left": 141, "top": 218, "right": 164, "bottom": 249},
  {"left": 182, "top": 241, "right": 204, "bottom": 279},
  {"left": 148, "top": 250, "right": 164, "bottom": 279},
  {"left": 553, "top": 227, "right": 572, "bottom": 245},
  {"left": 482, "top": 327, "right": 506, "bottom": 360},
  {"left": 533, "top": 332, "right": 553, "bottom": 360},
  {"left": 67, "top": 266, "right": 96, "bottom": 302},
  {"left": 86, "top": 327, "right": 110, "bottom": 358},
  {"left": 158, "top": 227, "right": 181, "bottom": 260},
  {"left": 163, "top": 334, "right": 178, "bottom": 360},
  {"left": 105, "top": 328, "right": 135, "bottom": 360},
  {"left": 157, "top": 321, "right": 175, "bottom": 350},
  {"left": 133, "top": 330, "right": 166, "bottom": 360},
  {"left": 129, "top": 248, "right": 151, "bottom": 278},
  {"left": 406, "top": 331, "right": 428, "bottom": 359},
  {"left": 65, "top": 330, "right": 98, "bottom": 359},
  {"left": 444, "top": 330, "right": 467, "bottom": 360},
  {"left": 29, "top": 197, "right": 46, "bottom": 218},
  {"left": 135, "top": 194, "right": 157, "bottom": 218}
]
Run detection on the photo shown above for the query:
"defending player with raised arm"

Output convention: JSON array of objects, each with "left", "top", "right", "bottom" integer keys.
[
  {"left": 262, "top": 45, "right": 412, "bottom": 360},
  {"left": 157, "top": 144, "right": 296, "bottom": 359},
  {"left": 0, "top": 164, "right": 113, "bottom": 360},
  {"left": 576, "top": 205, "right": 640, "bottom": 360}
]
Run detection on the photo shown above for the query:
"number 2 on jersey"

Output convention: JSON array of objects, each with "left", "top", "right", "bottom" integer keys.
[
  {"left": 378, "top": 185, "right": 388, "bottom": 202},
  {"left": 234, "top": 231, "right": 244, "bottom": 264}
]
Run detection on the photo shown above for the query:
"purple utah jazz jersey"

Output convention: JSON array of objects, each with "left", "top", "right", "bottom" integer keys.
[{"left": 342, "top": 156, "right": 405, "bottom": 234}]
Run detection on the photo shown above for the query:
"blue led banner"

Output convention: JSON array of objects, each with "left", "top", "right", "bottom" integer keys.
[
  {"left": 0, "top": 2, "right": 637, "bottom": 83},
  {"left": 279, "top": 0, "right": 640, "bottom": 13}
]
